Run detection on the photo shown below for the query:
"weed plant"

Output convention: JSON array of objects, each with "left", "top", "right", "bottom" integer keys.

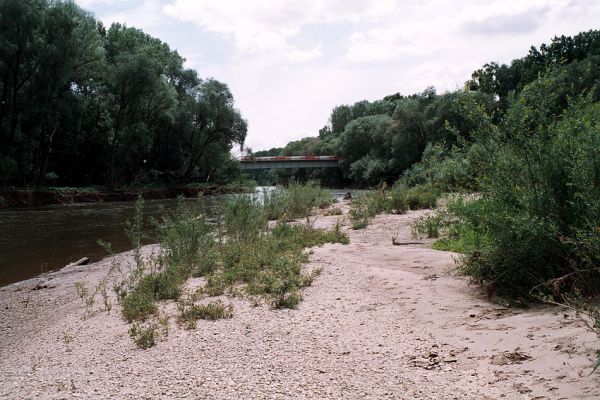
[
  {"left": 411, "top": 212, "right": 445, "bottom": 239},
  {"left": 178, "top": 300, "right": 233, "bottom": 329},
  {"left": 83, "top": 184, "right": 347, "bottom": 348},
  {"left": 263, "top": 181, "right": 334, "bottom": 221},
  {"left": 128, "top": 317, "right": 169, "bottom": 349},
  {"left": 349, "top": 183, "right": 440, "bottom": 229},
  {"left": 349, "top": 185, "right": 392, "bottom": 229},
  {"left": 222, "top": 195, "right": 267, "bottom": 242},
  {"left": 324, "top": 207, "right": 343, "bottom": 216},
  {"left": 204, "top": 219, "right": 348, "bottom": 309},
  {"left": 154, "top": 198, "right": 216, "bottom": 277}
]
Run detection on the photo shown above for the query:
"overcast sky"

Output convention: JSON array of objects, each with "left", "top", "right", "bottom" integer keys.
[{"left": 75, "top": 0, "right": 600, "bottom": 151}]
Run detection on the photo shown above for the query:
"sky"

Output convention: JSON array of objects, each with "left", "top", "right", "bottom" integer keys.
[{"left": 75, "top": 0, "right": 600, "bottom": 152}]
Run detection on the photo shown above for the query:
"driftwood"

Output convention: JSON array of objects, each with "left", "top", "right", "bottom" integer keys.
[
  {"left": 65, "top": 257, "right": 89, "bottom": 268},
  {"left": 391, "top": 238, "right": 426, "bottom": 246}
]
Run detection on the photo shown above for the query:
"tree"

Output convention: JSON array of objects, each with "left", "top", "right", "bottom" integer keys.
[{"left": 177, "top": 79, "right": 247, "bottom": 181}]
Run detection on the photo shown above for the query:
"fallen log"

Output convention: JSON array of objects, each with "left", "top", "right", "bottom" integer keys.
[
  {"left": 392, "top": 238, "right": 426, "bottom": 246},
  {"left": 65, "top": 257, "right": 89, "bottom": 268}
]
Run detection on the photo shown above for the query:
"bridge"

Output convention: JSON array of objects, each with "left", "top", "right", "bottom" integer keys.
[{"left": 239, "top": 155, "right": 340, "bottom": 170}]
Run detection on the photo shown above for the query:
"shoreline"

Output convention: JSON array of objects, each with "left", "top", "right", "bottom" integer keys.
[
  {"left": 0, "top": 185, "right": 250, "bottom": 209},
  {"left": 1, "top": 207, "right": 598, "bottom": 399}
]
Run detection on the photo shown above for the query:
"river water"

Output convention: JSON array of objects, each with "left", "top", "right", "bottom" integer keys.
[{"left": 0, "top": 188, "right": 353, "bottom": 287}]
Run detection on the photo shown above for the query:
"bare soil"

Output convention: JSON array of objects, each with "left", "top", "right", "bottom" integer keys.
[{"left": 1, "top": 205, "right": 598, "bottom": 399}]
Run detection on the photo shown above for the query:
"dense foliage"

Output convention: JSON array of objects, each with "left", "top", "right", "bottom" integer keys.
[
  {"left": 259, "top": 30, "right": 600, "bottom": 304},
  {"left": 406, "top": 32, "right": 600, "bottom": 302},
  {"left": 0, "top": 0, "right": 246, "bottom": 188}
]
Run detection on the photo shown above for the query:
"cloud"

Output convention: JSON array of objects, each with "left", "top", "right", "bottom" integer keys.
[
  {"left": 461, "top": 7, "right": 550, "bottom": 35},
  {"left": 162, "top": 0, "right": 394, "bottom": 64}
]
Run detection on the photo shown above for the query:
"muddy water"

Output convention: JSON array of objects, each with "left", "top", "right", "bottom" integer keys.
[
  {"left": 0, "top": 188, "right": 353, "bottom": 287},
  {"left": 0, "top": 196, "right": 228, "bottom": 287}
]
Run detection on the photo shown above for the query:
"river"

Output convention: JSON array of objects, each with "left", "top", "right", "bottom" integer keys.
[{"left": 0, "top": 188, "right": 352, "bottom": 287}]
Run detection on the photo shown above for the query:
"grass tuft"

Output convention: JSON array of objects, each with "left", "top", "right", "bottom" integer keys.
[{"left": 178, "top": 300, "right": 233, "bottom": 329}]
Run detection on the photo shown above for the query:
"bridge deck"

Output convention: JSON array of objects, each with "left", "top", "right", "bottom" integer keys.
[{"left": 239, "top": 156, "right": 340, "bottom": 170}]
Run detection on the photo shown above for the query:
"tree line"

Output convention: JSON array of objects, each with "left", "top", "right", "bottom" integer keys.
[
  {"left": 0, "top": 0, "right": 246, "bottom": 188},
  {"left": 255, "top": 30, "right": 600, "bottom": 188}
]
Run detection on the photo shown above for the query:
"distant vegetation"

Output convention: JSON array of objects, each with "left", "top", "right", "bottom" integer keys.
[
  {"left": 261, "top": 31, "right": 600, "bottom": 308},
  {"left": 256, "top": 30, "right": 600, "bottom": 188},
  {"left": 0, "top": 0, "right": 246, "bottom": 188}
]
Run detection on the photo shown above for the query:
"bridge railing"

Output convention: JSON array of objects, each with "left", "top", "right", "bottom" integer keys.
[{"left": 240, "top": 155, "right": 339, "bottom": 162}]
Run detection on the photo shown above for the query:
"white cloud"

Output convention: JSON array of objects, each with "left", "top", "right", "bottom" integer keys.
[{"left": 162, "top": 0, "right": 396, "bottom": 64}]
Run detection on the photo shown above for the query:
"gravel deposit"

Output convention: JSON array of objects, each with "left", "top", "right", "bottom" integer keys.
[{"left": 1, "top": 205, "right": 599, "bottom": 399}]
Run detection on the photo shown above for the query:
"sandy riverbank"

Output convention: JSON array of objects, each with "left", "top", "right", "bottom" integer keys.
[{"left": 1, "top": 205, "right": 598, "bottom": 399}]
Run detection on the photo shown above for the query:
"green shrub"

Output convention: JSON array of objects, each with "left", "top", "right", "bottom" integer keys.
[
  {"left": 96, "top": 184, "right": 347, "bottom": 346},
  {"left": 324, "top": 207, "right": 343, "bottom": 216},
  {"left": 272, "top": 290, "right": 303, "bottom": 309},
  {"left": 401, "top": 184, "right": 441, "bottom": 210},
  {"left": 129, "top": 323, "right": 157, "bottom": 349},
  {"left": 411, "top": 212, "right": 445, "bottom": 239},
  {"left": 223, "top": 195, "right": 267, "bottom": 242},
  {"left": 211, "top": 220, "right": 348, "bottom": 308},
  {"left": 440, "top": 97, "right": 600, "bottom": 299},
  {"left": 349, "top": 185, "right": 393, "bottom": 228},
  {"left": 397, "top": 142, "right": 482, "bottom": 192},
  {"left": 263, "top": 181, "right": 334, "bottom": 221},
  {"left": 121, "top": 284, "right": 157, "bottom": 323},
  {"left": 128, "top": 318, "right": 169, "bottom": 349},
  {"left": 351, "top": 219, "right": 368, "bottom": 230},
  {"left": 300, "top": 268, "right": 322, "bottom": 287},
  {"left": 178, "top": 300, "right": 233, "bottom": 329},
  {"left": 154, "top": 197, "right": 216, "bottom": 277},
  {"left": 389, "top": 190, "right": 408, "bottom": 213}
]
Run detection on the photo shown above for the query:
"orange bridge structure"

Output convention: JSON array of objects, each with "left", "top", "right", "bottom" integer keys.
[{"left": 239, "top": 155, "right": 340, "bottom": 170}]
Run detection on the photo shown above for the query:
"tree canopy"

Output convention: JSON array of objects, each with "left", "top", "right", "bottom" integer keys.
[{"left": 0, "top": 0, "right": 246, "bottom": 187}]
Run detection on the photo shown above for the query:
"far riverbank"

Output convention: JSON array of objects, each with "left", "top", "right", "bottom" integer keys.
[{"left": 0, "top": 185, "right": 250, "bottom": 209}]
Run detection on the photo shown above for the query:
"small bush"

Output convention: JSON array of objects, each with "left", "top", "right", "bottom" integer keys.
[
  {"left": 93, "top": 183, "right": 346, "bottom": 347},
  {"left": 129, "top": 323, "right": 156, "bottom": 349},
  {"left": 200, "top": 274, "right": 228, "bottom": 297},
  {"left": 349, "top": 185, "right": 392, "bottom": 228},
  {"left": 121, "top": 284, "right": 158, "bottom": 323},
  {"left": 411, "top": 212, "right": 445, "bottom": 239},
  {"left": 390, "top": 190, "right": 408, "bottom": 214},
  {"left": 118, "top": 197, "right": 216, "bottom": 323},
  {"left": 178, "top": 300, "right": 233, "bottom": 329},
  {"left": 211, "top": 219, "right": 348, "bottom": 308},
  {"left": 128, "top": 318, "right": 168, "bottom": 349},
  {"left": 324, "top": 207, "right": 343, "bottom": 216},
  {"left": 154, "top": 197, "right": 216, "bottom": 277},
  {"left": 400, "top": 184, "right": 441, "bottom": 210},
  {"left": 272, "top": 290, "right": 303, "bottom": 309},
  {"left": 263, "top": 181, "right": 334, "bottom": 221},
  {"left": 351, "top": 219, "right": 368, "bottom": 230},
  {"left": 223, "top": 195, "right": 267, "bottom": 242},
  {"left": 300, "top": 268, "right": 322, "bottom": 287}
]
